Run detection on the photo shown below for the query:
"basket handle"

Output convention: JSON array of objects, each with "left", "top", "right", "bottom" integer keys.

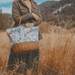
[
  {"left": 11, "top": 16, "right": 22, "bottom": 28},
  {"left": 17, "top": 16, "right": 22, "bottom": 27}
]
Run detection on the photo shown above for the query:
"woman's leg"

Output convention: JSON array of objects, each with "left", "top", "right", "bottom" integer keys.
[
  {"left": 26, "top": 48, "right": 39, "bottom": 75},
  {"left": 7, "top": 48, "right": 39, "bottom": 75},
  {"left": 7, "top": 48, "right": 16, "bottom": 70}
]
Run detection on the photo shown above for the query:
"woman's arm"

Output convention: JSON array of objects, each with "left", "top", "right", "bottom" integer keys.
[
  {"left": 12, "top": 1, "right": 33, "bottom": 24},
  {"left": 32, "top": 5, "right": 42, "bottom": 26}
]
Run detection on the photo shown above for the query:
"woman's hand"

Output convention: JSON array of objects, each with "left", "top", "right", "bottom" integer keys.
[
  {"left": 24, "top": 23, "right": 34, "bottom": 28},
  {"left": 32, "top": 13, "right": 40, "bottom": 22}
]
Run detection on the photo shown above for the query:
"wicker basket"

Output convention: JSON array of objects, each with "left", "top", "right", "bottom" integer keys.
[
  {"left": 9, "top": 17, "right": 39, "bottom": 54},
  {"left": 12, "top": 42, "right": 39, "bottom": 54}
]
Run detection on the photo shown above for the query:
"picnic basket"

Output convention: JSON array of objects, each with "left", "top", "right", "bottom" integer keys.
[{"left": 6, "top": 17, "right": 39, "bottom": 54}]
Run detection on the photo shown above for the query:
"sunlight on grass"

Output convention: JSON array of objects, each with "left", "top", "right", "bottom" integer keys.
[{"left": 0, "top": 22, "right": 75, "bottom": 75}]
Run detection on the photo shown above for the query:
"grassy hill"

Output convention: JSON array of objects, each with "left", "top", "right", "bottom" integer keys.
[
  {"left": 0, "top": 22, "right": 75, "bottom": 75},
  {"left": 39, "top": 0, "right": 75, "bottom": 22},
  {"left": 39, "top": 1, "right": 56, "bottom": 9}
]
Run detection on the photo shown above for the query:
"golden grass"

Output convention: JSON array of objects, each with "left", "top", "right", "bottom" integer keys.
[
  {"left": 39, "top": 32, "right": 75, "bottom": 75},
  {"left": 0, "top": 22, "right": 75, "bottom": 75}
]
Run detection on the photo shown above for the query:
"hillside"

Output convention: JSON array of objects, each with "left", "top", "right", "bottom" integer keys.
[
  {"left": 39, "top": 0, "right": 75, "bottom": 22},
  {"left": 39, "top": 1, "right": 56, "bottom": 9},
  {"left": 0, "top": 0, "right": 75, "bottom": 30}
]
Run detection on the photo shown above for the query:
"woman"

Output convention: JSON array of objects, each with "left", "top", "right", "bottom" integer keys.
[{"left": 7, "top": 0, "right": 43, "bottom": 75}]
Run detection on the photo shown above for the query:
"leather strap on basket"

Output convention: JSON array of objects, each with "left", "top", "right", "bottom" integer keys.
[
  {"left": 11, "top": 16, "right": 22, "bottom": 28},
  {"left": 17, "top": 16, "right": 26, "bottom": 27},
  {"left": 17, "top": 16, "right": 22, "bottom": 27}
]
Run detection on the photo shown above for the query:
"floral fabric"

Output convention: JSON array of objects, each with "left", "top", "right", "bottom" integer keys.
[{"left": 6, "top": 25, "right": 39, "bottom": 46}]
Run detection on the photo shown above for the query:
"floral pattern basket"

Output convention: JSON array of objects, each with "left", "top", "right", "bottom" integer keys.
[{"left": 6, "top": 25, "right": 39, "bottom": 46}]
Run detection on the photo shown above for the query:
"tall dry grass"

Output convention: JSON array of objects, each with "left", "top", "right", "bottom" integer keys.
[
  {"left": 0, "top": 22, "right": 75, "bottom": 75},
  {"left": 39, "top": 33, "right": 75, "bottom": 75}
]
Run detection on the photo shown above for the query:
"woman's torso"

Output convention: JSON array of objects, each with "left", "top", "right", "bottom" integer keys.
[
  {"left": 21, "top": 0, "right": 32, "bottom": 12},
  {"left": 12, "top": 0, "right": 43, "bottom": 40},
  {"left": 13, "top": 0, "right": 39, "bottom": 24}
]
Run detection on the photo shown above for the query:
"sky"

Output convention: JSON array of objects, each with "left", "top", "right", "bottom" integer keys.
[{"left": 0, "top": 0, "right": 60, "bottom": 14}]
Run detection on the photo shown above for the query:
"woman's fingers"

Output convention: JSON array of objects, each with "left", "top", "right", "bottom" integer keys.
[
  {"left": 32, "top": 13, "right": 39, "bottom": 22},
  {"left": 25, "top": 23, "right": 34, "bottom": 28},
  {"left": 32, "top": 13, "right": 40, "bottom": 22},
  {"left": 22, "top": 23, "right": 26, "bottom": 27}
]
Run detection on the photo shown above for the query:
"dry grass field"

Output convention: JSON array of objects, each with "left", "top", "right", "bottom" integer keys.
[{"left": 0, "top": 22, "right": 75, "bottom": 75}]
